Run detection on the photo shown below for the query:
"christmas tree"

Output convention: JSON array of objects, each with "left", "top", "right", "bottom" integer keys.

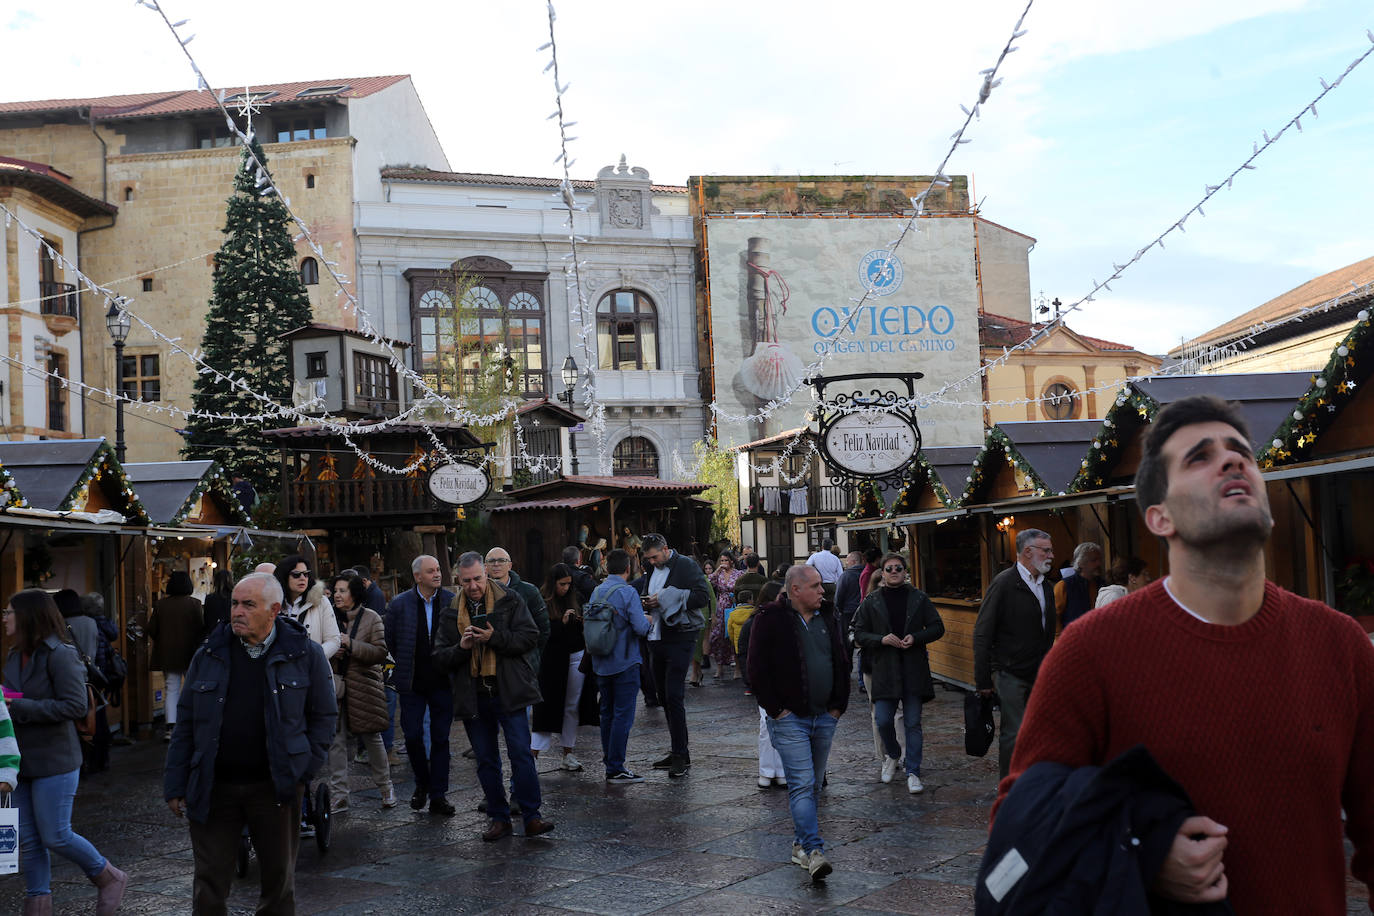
[{"left": 181, "top": 136, "right": 313, "bottom": 494}]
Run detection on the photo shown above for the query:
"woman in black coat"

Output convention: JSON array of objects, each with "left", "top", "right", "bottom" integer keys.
[
  {"left": 530, "top": 564, "right": 597, "bottom": 772},
  {"left": 851, "top": 552, "right": 944, "bottom": 795}
]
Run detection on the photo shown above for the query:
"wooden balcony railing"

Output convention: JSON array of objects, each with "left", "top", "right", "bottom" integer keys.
[
  {"left": 40, "top": 281, "right": 79, "bottom": 319},
  {"left": 746, "top": 483, "right": 854, "bottom": 517},
  {"left": 286, "top": 477, "right": 442, "bottom": 519}
]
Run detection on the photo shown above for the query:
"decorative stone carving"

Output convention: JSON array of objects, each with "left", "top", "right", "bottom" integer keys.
[{"left": 595, "top": 155, "right": 659, "bottom": 235}]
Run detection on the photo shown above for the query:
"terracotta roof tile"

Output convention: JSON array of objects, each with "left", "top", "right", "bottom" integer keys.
[
  {"left": 978, "top": 311, "right": 1139, "bottom": 352},
  {"left": 382, "top": 167, "right": 688, "bottom": 194},
  {"left": 0, "top": 76, "right": 410, "bottom": 120},
  {"left": 1173, "top": 255, "right": 1374, "bottom": 354}
]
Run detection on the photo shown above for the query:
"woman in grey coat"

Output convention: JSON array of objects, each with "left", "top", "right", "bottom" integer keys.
[{"left": 3, "top": 589, "right": 128, "bottom": 915}]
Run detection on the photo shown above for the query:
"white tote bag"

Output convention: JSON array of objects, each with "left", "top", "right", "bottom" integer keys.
[{"left": 0, "top": 792, "right": 18, "bottom": 874}]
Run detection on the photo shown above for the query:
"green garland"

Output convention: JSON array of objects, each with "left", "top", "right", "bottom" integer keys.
[
  {"left": 957, "top": 426, "right": 1050, "bottom": 505},
  {"left": 847, "top": 480, "right": 886, "bottom": 520},
  {"left": 1067, "top": 385, "right": 1159, "bottom": 493},
  {"left": 1258, "top": 307, "right": 1372, "bottom": 468},
  {"left": 0, "top": 461, "right": 25, "bottom": 510},
  {"left": 168, "top": 463, "right": 253, "bottom": 527}
]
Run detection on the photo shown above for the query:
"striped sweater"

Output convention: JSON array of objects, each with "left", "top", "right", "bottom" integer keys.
[{"left": 0, "top": 700, "right": 18, "bottom": 787}]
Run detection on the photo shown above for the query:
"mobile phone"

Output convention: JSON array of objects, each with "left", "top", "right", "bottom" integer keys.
[{"left": 468, "top": 614, "right": 489, "bottom": 629}]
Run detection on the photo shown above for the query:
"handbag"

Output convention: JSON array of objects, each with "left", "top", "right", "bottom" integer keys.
[
  {"left": 66, "top": 626, "right": 108, "bottom": 691},
  {"left": 0, "top": 792, "right": 17, "bottom": 875},
  {"left": 102, "top": 648, "right": 128, "bottom": 707},
  {"left": 964, "top": 691, "right": 996, "bottom": 757}
]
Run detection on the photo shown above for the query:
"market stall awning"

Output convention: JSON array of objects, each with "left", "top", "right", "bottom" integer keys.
[
  {"left": 841, "top": 505, "right": 967, "bottom": 531},
  {"left": 0, "top": 439, "right": 150, "bottom": 524},
  {"left": 1133, "top": 372, "right": 1313, "bottom": 451},
  {"left": 993, "top": 420, "right": 1104, "bottom": 496},
  {"left": 509, "top": 475, "right": 709, "bottom": 498},
  {"left": 490, "top": 495, "right": 607, "bottom": 513}
]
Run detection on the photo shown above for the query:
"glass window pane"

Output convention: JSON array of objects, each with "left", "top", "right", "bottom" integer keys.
[
  {"left": 597, "top": 320, "right": 613, "bottom": 370},
  {"left": 143, "top": 380, "right": 160, "bottom": 402},
  {"left": 120, "top": 356, "right": 137, "bottom": 377},
  {"left": 525, "top": 319, "right": 542, "bottom": 369},
  {"left": 141, "top": 355, "right": 159, "bottom": 376},
  {"left": 615, "top": 291, "right": 633, "bottom": 313},
  {"left": 597, "top": 294, "right": 612, "bottom": 315},
  {"left": 640, "top": 322, "right": 657, "bottom": 370}
]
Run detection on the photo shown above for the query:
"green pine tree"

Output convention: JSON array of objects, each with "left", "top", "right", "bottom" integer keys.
[{"left": 181, "top": 138, "right": 313, "bottom": 493}]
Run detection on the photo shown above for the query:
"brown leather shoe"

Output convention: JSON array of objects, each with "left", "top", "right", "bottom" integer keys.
[
  {"left": 524, "top": 817, "right": 556, "bottom": 837},
  {"left": 22, "top": 894, "right": 52, "bottom": 916},
  {"left": 481, "top": 819, "right": 513, "bottom": 842}
]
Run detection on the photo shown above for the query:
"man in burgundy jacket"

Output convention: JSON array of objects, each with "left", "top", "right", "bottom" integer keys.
[
  {"left": 993, "top": 395, "right": 1374, "bottom": 914},
  {"left": 747, "top": 565, "right": 850, "bottom": 883}
]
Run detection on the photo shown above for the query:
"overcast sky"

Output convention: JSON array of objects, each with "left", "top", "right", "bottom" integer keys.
[{"left": 6, "top": 0, "right": 1371, "bottom": 355}]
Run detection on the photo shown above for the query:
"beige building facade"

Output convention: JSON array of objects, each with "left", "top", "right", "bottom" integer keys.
[{"left": 0, "top": 76, "right": 448, "bottom": 463}]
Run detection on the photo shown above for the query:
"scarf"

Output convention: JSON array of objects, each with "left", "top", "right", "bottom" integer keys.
[{"left": 456, "top": 583, "right": 499, "bottom": 679}]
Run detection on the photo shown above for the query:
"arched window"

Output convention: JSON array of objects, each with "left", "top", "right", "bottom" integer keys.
[
  {"left": 300, "top": 257, "right": 319, "bottom": 286},
  {"left": 1041, "top": 380, "right": 1079, "bottom": 420},
  {"left": 597, "top": 289, "right": 657, "bottom": 370},
  {"left": 613, "top": 436, "right": 659, "bottom": 477}
]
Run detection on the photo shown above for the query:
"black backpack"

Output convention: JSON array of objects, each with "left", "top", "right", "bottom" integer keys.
[{"left": 582, "top": 582, "right": 628, "bottom": 657}]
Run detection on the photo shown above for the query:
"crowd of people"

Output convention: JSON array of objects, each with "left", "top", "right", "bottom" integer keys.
[{"left": 4, "top": 397, "right": 1374, "bottom": 912}]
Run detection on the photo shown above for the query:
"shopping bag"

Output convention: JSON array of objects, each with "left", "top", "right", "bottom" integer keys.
[
  {"left": 0, "top": 792, "right": 18, "bottom": 875},
  {"left": 964, "top": 692, "right": 996, "bottom": 758}
]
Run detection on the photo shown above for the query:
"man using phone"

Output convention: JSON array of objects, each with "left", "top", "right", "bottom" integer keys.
[
  {"left": 433, "top": 552, "right": 554, "bottom": 842},
  {"left": 630, "top": 534, "right": 709, "bottom": 778}
]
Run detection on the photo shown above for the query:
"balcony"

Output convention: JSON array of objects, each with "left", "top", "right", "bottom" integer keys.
[
  {"left": 40, "top": 281, "right": 79, "bottom": 336},
  {"left": 746, "top": 483, "right": 854, "bottom": 517},
  {"left": 286, "top": 477, "right": 444, "bottom": 519}
]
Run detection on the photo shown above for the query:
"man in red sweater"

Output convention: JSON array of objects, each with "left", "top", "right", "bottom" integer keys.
[{"left": 993, "top": 395, "right": 1374, "bottom": 913}]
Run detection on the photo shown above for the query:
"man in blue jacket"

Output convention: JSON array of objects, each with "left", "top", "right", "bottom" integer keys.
[
  {"left": 588, "top": 548, "right": 652, "bottom": 783},
  {"left": 165, "top": 572, "right": 336, "bottom": 914},
  {"left": 384, "top": 554, "right": 458, "bottom": 815}
]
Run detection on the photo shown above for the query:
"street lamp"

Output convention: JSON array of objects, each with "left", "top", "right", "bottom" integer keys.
[
  {"left": 558, "top": 356, "right": 580, "bottom": 476},
  {"left": 559, "top": 355, "right": 578, "bottom": 405},
  {"left": 105, "top": 301, "right": 131, "bottom": 464}
]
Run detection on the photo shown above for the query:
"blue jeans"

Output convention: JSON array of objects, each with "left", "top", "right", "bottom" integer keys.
[
  {"left": 400, "top": 687, "right": 453, "bottom": 799},
  {"left": 382, "top": 685, "right": 399, "bottom": 751},
  {"left": 463, "top": 693, "right": 543, "bottom": 825},
  {"left": 598, "top": 665, "right": 640, "bottom": 774},
  {"left": 16, "top": 768, "right": 106, "bottom": 896},
  {"left": 765, "top": 712, "right": 838, "bottom": 854},
  {"left": 873, "top": 690, "right": 924, "bottom": 775}
]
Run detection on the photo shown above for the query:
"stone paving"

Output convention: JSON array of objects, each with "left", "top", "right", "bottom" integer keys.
[{"left": 2, "top": 675, "right": 1368, "bottom": 914}]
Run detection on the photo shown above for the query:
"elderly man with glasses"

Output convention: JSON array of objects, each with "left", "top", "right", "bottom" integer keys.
[
  {"left": 483, "top": 549, "right": 550, "bottom": 673},
  {"left": 973, "top": 529, "right": 1057, "bottom": 780}
]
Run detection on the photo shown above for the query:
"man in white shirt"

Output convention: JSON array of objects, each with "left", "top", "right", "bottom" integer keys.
[
  {"left": 805, "top": 539, "right": 844, "bottom": 602},
  {"left": 971, "top": 529, "right": 1056, "bottom": 779}
]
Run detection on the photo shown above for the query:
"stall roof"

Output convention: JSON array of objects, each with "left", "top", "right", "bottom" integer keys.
[
  {"left": 489, "top": 495, "right": 607, "bottom": 514},
  {"left": 994, "top": 420, "right": 1104, "bottom": 495},
  {"left": 0, "top": 439, "right": 149, "bottom": 523},
  {"left": 1133, "top": 372, "right": 1313, "bottom": 450},
  {"left": 510, "top": 475, "right": 709, "bottom": 498},
  {"left": 124, "top": 460, "right": 252, "bottom": 527},
  {"left": 516, "top": 399, "right": 584, "bottom": 428},
  {"left": 262, "top": 422, "right": 483, "bottom": 447}
]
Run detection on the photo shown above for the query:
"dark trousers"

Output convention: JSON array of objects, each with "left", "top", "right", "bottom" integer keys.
[
  {"left": 650, "top": 632, "right": 695, "bottom": 757},
  {"left": 637, "top": 637, "right": 658, "bottom": 704},
  {"left": 189, "top": 780, "right": 301, "bottom": 916},
  {"left": 463, "top": 693, "right": 542, "bottom": 824},
  {"left": 399, "top": 686, "right": 453, "bottom": 799},
  {"left": 994, "top": 670, "right": 1033, "bottom": 781}
]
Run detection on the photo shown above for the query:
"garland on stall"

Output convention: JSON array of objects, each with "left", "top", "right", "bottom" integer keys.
[
  {"left": 59, "top": 443, "right": 152, "bottom": 525},
  {"left": 1259, "top": 305, "right": 1373, "bottom": 468},
  {"left": 1067, "top": 385, "right": 1159, "bottom": 493},
  {"left": 0, "top": 462, "right": 25, "bottom": 511},
  {"left": 957, "top": 426, "right": 1049, "bottom": 505},
  {"left": 847, "top": 480, "right": 886, "bottom": 520},
  {"left": 168, "top": 463, "right": 253, "bottom": 527},
  {"left": 886, "top": 454, "right": 958, "bottom": 516}
]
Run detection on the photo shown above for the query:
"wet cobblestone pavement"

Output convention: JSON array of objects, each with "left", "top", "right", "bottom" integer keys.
[{"left": 3, "top": 676, "right": 1368, "bottom": 914}]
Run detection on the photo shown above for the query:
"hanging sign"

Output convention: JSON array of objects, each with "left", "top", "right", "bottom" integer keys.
[
  {"left": 427, "top": 461, "right": 491, "bottom": 507},
  {"left": 821, "top": 410, "right": 920, "bottom": 478}
]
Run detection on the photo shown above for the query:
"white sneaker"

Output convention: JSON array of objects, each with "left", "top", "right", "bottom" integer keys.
[
  {"left": 791, "top": 843, "right": 809, "bottom": 867},
  {"left": 907, "top": 773, "right": 924, "bottom": 794},
  {"left": 561, "top": 753, "right": 583, "bottom": 772},
  {"left": 381, "top": 787, "right": 398, "bottom": 808},
  {"left": 880, "top": 756, "right": 899, "bottom": 784},
  {"left": 758, "top": 776, "right": 773, "bottom": 788},
  {"left": 773, "top": 776, "right": 787, "bottom": 787}
]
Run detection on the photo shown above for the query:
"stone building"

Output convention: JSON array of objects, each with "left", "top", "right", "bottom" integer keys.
[
  {"left": 0, "top": 157, "right": 117, "bottom": 440},
  {"left": 356, "top": 158, "right": 707, "bottom": 479},
  {"left": 0, "top": 76, "right": 449, "bottom": 462}
]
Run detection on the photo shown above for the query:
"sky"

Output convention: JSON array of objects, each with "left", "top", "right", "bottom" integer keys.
[{"left": 4, "top": 0, "right": 1372, "bottom": 355}]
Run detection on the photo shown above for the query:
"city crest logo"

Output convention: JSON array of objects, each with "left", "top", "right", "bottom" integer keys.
[{"left": 858, "top": 250, "right": 903, "bottom": 297}]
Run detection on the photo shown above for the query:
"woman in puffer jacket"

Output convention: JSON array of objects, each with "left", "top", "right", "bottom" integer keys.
[{"left": 326, "top": 574, "right": 396, "bottom": 811}]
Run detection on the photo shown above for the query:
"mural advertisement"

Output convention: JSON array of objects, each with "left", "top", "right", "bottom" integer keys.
[{"left": 705, "top": 217, "right": 984, "bottom": 449}]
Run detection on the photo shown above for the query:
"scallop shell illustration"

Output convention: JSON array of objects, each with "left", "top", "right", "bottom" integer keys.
[{"left": 739, "top": 341, "right": 805, "bottom": 401}]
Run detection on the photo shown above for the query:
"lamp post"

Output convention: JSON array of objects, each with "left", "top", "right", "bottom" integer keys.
[
  {"left": 558, "top": 356, "right": 580, "bottom": 476},
  {"left": 105, "top": 301, "right": 131, "bottom": 463}
]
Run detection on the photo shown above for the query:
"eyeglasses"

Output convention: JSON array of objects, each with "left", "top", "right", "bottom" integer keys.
[
  {"left": 883, "top": 566, "right": 905, "bottom": 573},
  {"left": 485, "top": 558, "right": 511, "bottom": 565},
  {"left": 289, "top": 570, "right": 311, "bottom": 578}
]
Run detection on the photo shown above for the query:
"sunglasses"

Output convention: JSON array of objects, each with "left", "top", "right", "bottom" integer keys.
[
  {"left": 289, "top": 570, "right": 311, "bottom": 578},
  {"left": 883, "top": 566, "right": 906, "bottom": 573}
]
